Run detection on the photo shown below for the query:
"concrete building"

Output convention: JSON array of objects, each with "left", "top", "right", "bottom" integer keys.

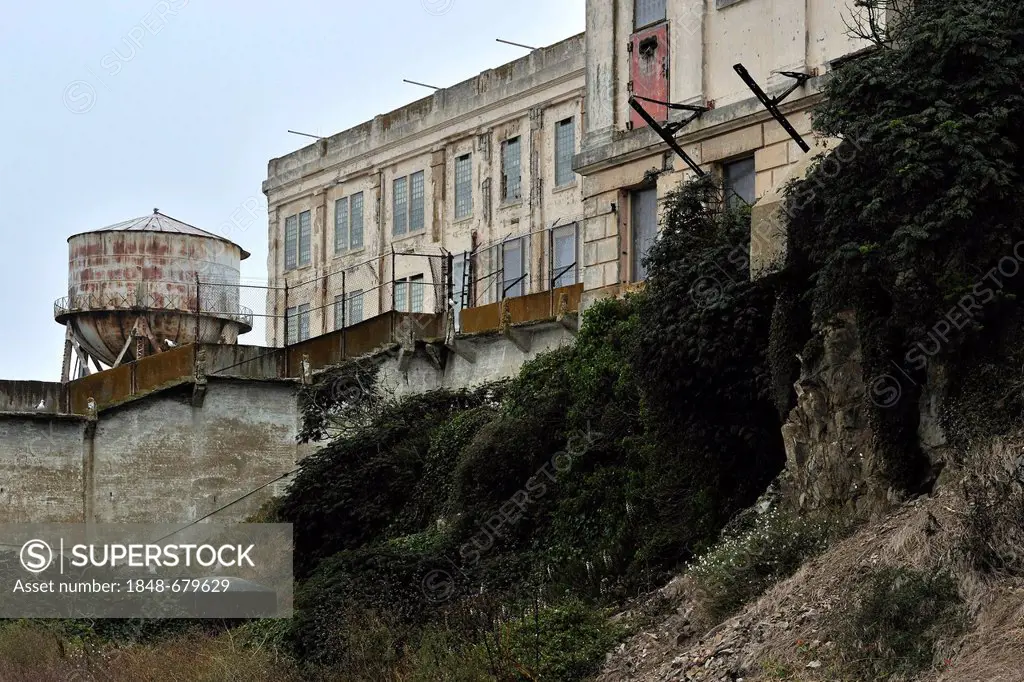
[
  {"left": 263, "top": 34, "right": 586, "bottom": 345},
  {"left": 575, "top": 0, "right": 875, "bottom": 300}
]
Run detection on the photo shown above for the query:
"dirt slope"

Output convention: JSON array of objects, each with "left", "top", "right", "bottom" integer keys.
[{"left": 598, "top": 491, "right": 1024, "bottom": 682}]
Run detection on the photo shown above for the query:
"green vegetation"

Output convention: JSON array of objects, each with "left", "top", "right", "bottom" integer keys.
[
  {"left": 778, "top": 0, "right": 1024, "bottom": 491},
  {"left": 261, "top": 172, "right": 788, "bottom": 678},
  {"left": 829, "top": 566, "right": 965, "bottom": 680},
  {"left": 690, "top": 509, "right": 834, "bottom": 625}
]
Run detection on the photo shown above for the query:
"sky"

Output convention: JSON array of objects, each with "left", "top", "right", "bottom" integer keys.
[{"left": 0, "top": 0, "right": 585, "bottom": 381}]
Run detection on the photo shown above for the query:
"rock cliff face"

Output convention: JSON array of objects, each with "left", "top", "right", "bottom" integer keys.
[
  {"left": 779, "top": 313, "right": 887, "bottom": 516},
  {"left": 779, "top": 312, "right": 952, "bottom": 519}
]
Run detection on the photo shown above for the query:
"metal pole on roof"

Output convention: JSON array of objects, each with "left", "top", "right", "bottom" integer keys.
[
  {"left": 496, "top": 38, "right": 537, "bottom": 50},
  {"left": 403, "top": 79, "right": 441, "bottom": 90}
]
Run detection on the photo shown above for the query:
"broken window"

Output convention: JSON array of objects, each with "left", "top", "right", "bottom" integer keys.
[
  {"left": 455, "top": 153, "right": 473, "bottom": 219},
  {"left": 502, "top": 137, "right": 522, "bottom": 201},
  {"left": 555, "top": 118, "right": 576, "bottom": 187}
]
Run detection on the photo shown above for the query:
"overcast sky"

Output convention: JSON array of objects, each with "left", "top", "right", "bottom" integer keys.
[{"left": 0, "top": 0, "right": 585, "bottom": 381}]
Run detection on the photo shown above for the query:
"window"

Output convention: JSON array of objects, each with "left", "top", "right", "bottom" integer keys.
[
  {"left": 286, "top": 303, "right": 310, "bottom": 344},
  {"left": 555, "top": 118, "right": 576, "bottom": 187},
  {"left": 334, "top": 290, "right": 364, "bottom": 329},
  {"left": 723, "top": 156, "right": 756, "bottom": 209},
  {"left": 298, "top": 211, "right": 312, "bottom": 267},
  {"left": 394, "top": 274, "right": 425, "bottom": 312},
  {"left": 348, "top": 290, "right": 364, "bottom": 324},
  {"left": 501, "top": 238, "right": 525, "bottom": 299},
  {"left": 454, "top": 153, "right": 473, "bottom": 219},
  {"left": 334, "top": 197, "right": 348, "bottom": 253},
  {"left": 552, "top": 224, "right": 578, "bottom": 288},
  {"left": 393, "top": 176, "right": 408, "bottom": 236},
  {"left": 350, "top": 192, "right": 364, "bottom": 249},
  {"left": 410, "top": 171, "right": 425, "bottom": 231},
  {"left": 393, "top": 172, "right": 425, "bottom": 235},
  {"left": 286, "top": 306, "right": 296, "bottom": 344},
  {"left": 335, "top": 193, "right": 366, "bottom": 253},
  {"left": 284, "top": 210, "right": 312, "bottom": 270},
  {"left": 501, "top": 137, "right": 522, "bottom": 201},
  {"left": 631, "top": 187, "right": 658, "bottom": 282},
  {"left": 635, "top": 0, "right": 666, "bottom": 28},
  {"left": 410, "top": 274, "right": 424, "bottom": 313},
  {"left": 284, "top": 215, "right": 297, "bottom": 270}
]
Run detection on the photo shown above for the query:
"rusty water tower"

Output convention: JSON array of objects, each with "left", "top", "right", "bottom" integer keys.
[{"left": 54, "top": 210, "right": 253, "bottom": 381}]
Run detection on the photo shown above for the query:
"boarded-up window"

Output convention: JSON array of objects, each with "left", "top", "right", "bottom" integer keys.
[
  {"left": 350, "top": 193, "right": 364, "bottom": 249},
  {"left": 393, "top": 176, "right": 408, "bottom": 236},
  {"left": 555, "top": 118, "right": 576, "bottom": 187},
  {"left": 298, "top": 210, "right": 312, "bottom": 266},
  {"left": 455, "top": 153, "right": 473, "bottom": 219},
  {"left": 284, "top": 215, "right": 297, "bottom": 270},
  {"left": 502, "top": 137, "right": 522, "bottom": 201}
]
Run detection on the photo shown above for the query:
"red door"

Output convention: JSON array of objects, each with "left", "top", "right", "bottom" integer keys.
[{"left": 629, "top": 23, "right": 670, "bottom": 129}]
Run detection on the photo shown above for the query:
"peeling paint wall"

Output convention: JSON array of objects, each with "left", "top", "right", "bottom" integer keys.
[{"left": 265, "top": 34, "right": 587, "bottom": 338}]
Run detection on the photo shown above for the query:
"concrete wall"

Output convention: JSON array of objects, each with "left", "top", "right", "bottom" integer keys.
[
  {"left": 378, "top": 322, "right": 577, "bottom": 399},
  {"left": 264, "top": 34, "right": 587, "bottom": 344},
  {"left": 0, "top": 378, "right": 303, "bottom": 525}
]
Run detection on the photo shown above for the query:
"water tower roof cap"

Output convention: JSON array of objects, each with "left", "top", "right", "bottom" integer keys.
[{"left": 69, "top": 210, "right": 250, "bottom": 260}]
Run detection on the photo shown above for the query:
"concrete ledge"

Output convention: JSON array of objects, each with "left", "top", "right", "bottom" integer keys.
[{"left": 459, "top": 284, "right": 584, "bottom": 335}]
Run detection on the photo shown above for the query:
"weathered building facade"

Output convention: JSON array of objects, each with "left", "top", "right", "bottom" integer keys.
[
  {"left": 575, "top": 0, "right": 874, "bottom": 301},
  {"left": 263, "top": 34, "right": 586, "bottom": 344}
]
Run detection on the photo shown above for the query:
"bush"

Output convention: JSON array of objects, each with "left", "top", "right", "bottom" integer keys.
[
  {"left": 829, "top": 566, "right": 965, "bottom": 680},
  {"left": 503, "top": 600, "right": 624, "bottom": 682},
  {"left": 690, "top": 509, "right": 834, "bottom": 624}
]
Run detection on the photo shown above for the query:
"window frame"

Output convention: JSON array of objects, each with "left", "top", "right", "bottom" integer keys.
[
  {"left": 722, "top": 155, "right": 757, "bottom": 209},
  {"left": 501, "top": 137, "right": 522, "bottom": 202},
  {"left": 284, "top": 215, "right": 298, "bottom": 271},
  {"left": 454, "top": 153, "right": 473, "bottom": 220},
  {"left": 392, "top": 171, "right": 426, "bottom": 236},
  {"left": 334, "top": 197, "right": 349, "bottom": 253},
  {"left": 634, "top": 0, "right": 667, "bottom": 29},
  {"left": 551, "top": 223, "right": 578, "bottom": 288},
  {"left": 501, "top": 237, "right": 526, "bottom": 299},
  {"left": 297, "top": 210, "right": 312, "bottom": 267},
  {"left": 554, "top": 118, "right": 576, "bottom": 188},
  {"left": 349, "top": 192, "right": 364, "bottom": 249}
]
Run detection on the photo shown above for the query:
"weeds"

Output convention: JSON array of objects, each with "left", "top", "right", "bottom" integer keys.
[{"left": 829, "top": 566, "right": 965, "bottom": 680}]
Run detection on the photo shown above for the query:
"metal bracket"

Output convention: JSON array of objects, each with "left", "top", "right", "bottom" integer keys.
[
  {"left": 733, "top": 64, "right": 812, "bottom": 153},
  {"left": 628, "top": 95, "right": 709, "bottom": 177}
]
